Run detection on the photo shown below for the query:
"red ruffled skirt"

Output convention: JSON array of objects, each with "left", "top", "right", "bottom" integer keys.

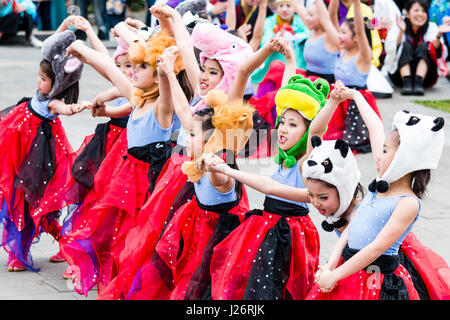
[
  {"left": 0, "top": 99, "right": 74, "bottom": 270},
  {"left": 305, "top": 252, "right": 420, "bottom": 300},
  {"left": 97, "top": 151, "right": 193, "bottom": 300},
  {"left": 60, "top": 134, "right": 152, "bottom": 296},
  {"left": 210, "top": 210, "right": 320, "bottom": 300},
  {"left": 400, "top": 232, "right": 450, "bottom": 299}
]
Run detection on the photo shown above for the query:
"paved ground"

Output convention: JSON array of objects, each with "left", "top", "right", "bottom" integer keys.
[{"left": 0, "top": 42, "right": 449, "bottom": 300}]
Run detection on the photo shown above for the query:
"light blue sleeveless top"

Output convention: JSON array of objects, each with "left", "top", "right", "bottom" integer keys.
[
  {"left": 194, "top": 172, "right": 237, "bottom": 206},
  {"left": 126, "top": 106, "right": 172, "bottom": 148},
  {"left": 334, "top": 53, "right": 368, "bottom": 88},
  {"left": 348, "top": 191, "right": 420, "bottom": 256},
  {"left": 266, "top": 162, "right": 309, "bottom": 209},
  {"left": 30, "top": 95, "right": 57, "bottom": 120},
  {"left": 304, "top": 35, "right": 338, "bottom": 75},
  {"left": 112, "top": 96, "right": 129, "bottom": 107}
]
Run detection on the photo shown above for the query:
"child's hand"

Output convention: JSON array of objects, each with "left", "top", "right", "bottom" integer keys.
[
  {"left": 340, "top": 87, "right": 358, "bottom": 101},
  {"left": 268, "top": 35, "right": 285, "bottom": 53},
  {"left": 150, "top": 3, "right": 178, "bottom": 20},
  {"left": 65, "top": 40, "right": 86, "bottom": 62},
  {"left": 316, "top": 267, "right": 337, "bottom": 293},
  {"left": 125, "top": 17, "right": 146, "bottom": 31},
  {"left": 278, "top": 36, "right": 294, "bottom": 61},
  {"left": 329, "top": 80, "right": 346, "bottom": 102},
  {"left": 73, "top": 16, "right": 92, "bottom": 33},
  {"left": 156, "top": 46, "right": 179, "bottom": 76},
  {"left": 91, "top": 105, "right": 108, "bottom": 117},
  {"left": 237, "top": 24, "right": 252, "bottom": 38},
  {"left": 202, "top": 153, "right": 229, "bottom": 174},
  {"left": 396, "top": 15, "right": 406, "bottom": 32}
]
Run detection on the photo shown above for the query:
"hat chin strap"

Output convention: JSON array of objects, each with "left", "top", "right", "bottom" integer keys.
[{"left": 274, "top": 128, "right": 309, "bottom": 168}]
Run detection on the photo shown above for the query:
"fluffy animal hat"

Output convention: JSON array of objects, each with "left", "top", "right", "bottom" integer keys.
[
  {"left": 302, "top": 136, "right": 361, "bottom": 231},
  {"left": 126, "top": 30, "right": 185, "bottom": 108},
  {"left": 273, "top": 75, "right": 330, "bottom": 168},
  {"left": 369, "top": 110, "right": 445, "bottom": 193},
  {"left": 181, "top": 90, "right": 254, "bottom": 183},
  {"left": 190, "top": 22, "right": 253, "bottom": 110},
  {"left": 37, "top": 30, "right": 83, "bottom": 101}
]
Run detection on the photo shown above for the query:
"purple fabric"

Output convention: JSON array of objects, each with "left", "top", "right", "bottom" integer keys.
[
  {"left": 256, "top": 80, "right": 277, "bottom": 98},
  {"left": 166, "top": 0, "right": 182, "bottom": 8},
  {"left": 338, "top": 2, "right": 349, "bottom": 26}
]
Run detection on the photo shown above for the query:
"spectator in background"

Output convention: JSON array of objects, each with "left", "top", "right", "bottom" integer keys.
[
  {"left": 106, "top": 0, "right": 126, "bottom": 30},
  {"left": 0, "top": 0, "right": 42, "bottom": 46},
  {"left": 251, "top": 0, "right": 309, "bottom": 84},
  {"left": 33, "top": 0, "right": 51, "bottom": 30},
  {"left": 429, "top": 0, "right": 450, "bottom": 64},
  {"left": 73, "top": 0, "right": 109, "bottom": 40}
]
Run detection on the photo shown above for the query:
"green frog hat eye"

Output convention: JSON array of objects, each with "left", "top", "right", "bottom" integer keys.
[{"left": 273, "top": 75, "right": 330, "bottom": 167}]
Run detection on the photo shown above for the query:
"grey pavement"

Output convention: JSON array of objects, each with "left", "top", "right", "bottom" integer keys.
[{"left": 0, "top": 44, "right": 449, "bottom": 300}]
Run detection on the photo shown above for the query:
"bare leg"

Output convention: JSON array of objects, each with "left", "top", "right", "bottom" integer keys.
[{"left": 415, "top": 59, "right": 428, "bottom": 78}]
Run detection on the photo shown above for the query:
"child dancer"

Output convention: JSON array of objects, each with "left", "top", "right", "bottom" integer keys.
[
  {"left": 309, "top": 109, "right": 445, "bottom": 300},
  {"left": 59, "top": 28, "right": 190, "bottom": 296},
  {"left": 323, "top": 0, "right": 382, "bottom": 154},
  {"left": 0, "top": 30, "right": 87, "bottom": 272},
  {"left": 204, "top": 74, "right": 330, "bottom": 300}
]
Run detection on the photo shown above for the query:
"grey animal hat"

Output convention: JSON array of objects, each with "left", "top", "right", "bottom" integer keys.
[{"left": 37, "top": 30, "right": 83, "bottom": 101}]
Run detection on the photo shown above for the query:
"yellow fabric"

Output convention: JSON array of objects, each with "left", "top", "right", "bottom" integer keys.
[
  {"left": 241, "top": 0, "right": 257, "bottom": 25},
  {"left": 274, "top": 88, "right": 320, "bottom": 121},
  {"left": 346, "top": 2, "right": 382, "bottom": 68}
]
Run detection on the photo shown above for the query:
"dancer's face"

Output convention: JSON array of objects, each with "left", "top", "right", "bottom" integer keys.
[
  {"left": 338, "top": 22, "right": 356, "bottom": 51},
  {"left": 132, "top": 62, "right": 157, "bottom": 90},
  {"left": 277, "top": 109, "right": 308, "bottom": 151},
  {"left": 376, "top": 130, "right": 399, "bottom": 177},
  {"left": 305, "top": 8, "right": 320, "bottom": 30},
  {"left": 115, "top": 54, "right": 134, "bottom": 81},
  {"left": 277, "top": 2, "right": 295, "bottom": 21},
  {"left": 186, "top": 115, "right": 208, "bottom": 159},
  {"left": 199, "top": 59, "right": 224, "bottom": 96},
  {"left": 407, "top": 2, "right": 428, "bottom": 29},
  {"left": 306, "top": 178, "right": 340, "bottom": 217},
  {"left": 37, "top": 67, "right": 53, "bottom": 95}
]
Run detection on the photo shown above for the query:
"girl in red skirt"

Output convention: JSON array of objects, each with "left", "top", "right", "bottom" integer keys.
[
  {"left": 58, "top": 27, "right": 192, "bottom": 296},
  {"left": 203, "top": 74, "right": 331, "bottom": 300},
  {"left": 0, "top": 30, "right": 88, "bottom": 272},
  {"left": 307, "top": 108, "right": 445, "bottom": 300}
]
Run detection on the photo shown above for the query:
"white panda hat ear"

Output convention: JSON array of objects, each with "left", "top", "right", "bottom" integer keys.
[
  {"left": 369, "top": 110, "right": 445, "bottom": 193},
  {"left": 302, "top": 137, "right": 361, "bottom": 232}
]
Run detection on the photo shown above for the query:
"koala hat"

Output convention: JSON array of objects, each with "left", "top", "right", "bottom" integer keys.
[
  {"left": 369, "top": 110, "right": 445, "bottom": 193},
  {"left": 302, "top": 136, "right": 361, "bottom": 232},
  {"left": 38, "top": 30, "right": 83, "bottom": 101}
]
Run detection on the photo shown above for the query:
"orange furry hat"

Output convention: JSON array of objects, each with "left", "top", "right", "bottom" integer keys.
[
  {"left": 127, "top": 30, "right": 185, "bottom": 108},
  {"left": 181, "top": 90, "right": 255, "bottom": 183}
]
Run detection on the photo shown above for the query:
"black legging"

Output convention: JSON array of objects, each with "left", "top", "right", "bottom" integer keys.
[{"left": 0, "top": 12, "right": 33, "bottom": 40}]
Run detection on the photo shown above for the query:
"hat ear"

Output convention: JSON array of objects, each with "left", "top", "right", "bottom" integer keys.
[
  {"left": 311, "top": 136, "right": 322, "bottom": 148},
  {"left": 334, "top": 139, "right": 349, "bottom": 158},
  {"left": 431, "top": 117, "right": 445, "bottom": 132}
]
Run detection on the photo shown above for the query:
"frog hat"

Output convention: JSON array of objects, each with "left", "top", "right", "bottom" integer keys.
[{"left": 273, "top": 75, "right": 330, "bottom": 167}]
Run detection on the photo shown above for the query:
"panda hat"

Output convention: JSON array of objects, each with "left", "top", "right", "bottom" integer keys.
[
  {"left": 369, "top": 110, "right": 445, "bottom": 193},
  {"left": 302, "top": 136, "right": 361, "bottom": 232}
]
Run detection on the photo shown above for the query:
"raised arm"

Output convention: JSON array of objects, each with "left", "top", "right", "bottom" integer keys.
[
  {"left": 340, "top": 87, "right": 385, "bottom": 165},
  {"left": 203, "top": 153, "right": 310, "bottom": 202},
  {"left": 353, "top": 0, "right": 372, "bottom": 66},
  {"left": 292, "top": 0, "right": 308, "bottom": 24},
  {"left": 66, "top": 40, "right": 133, "bottom": 101},
  {"left": 248, "top": 0, "right": 269, "bottom": 51},
  {"left": 316, "top": 0, "right": 339, "bottom": 48},
  {"left": 226, "top": 0, "right": 238, "bottom": 30},
  {"left": 151, "top": 4, "right": 200, "bottom": 91},
  {"left": 328, "top": 0, "right": 340, "bottom": 30}
]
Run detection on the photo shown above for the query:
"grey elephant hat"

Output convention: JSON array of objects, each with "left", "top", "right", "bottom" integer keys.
[{"left": 37, "top": 30, "right": 83, "bottom": 101}]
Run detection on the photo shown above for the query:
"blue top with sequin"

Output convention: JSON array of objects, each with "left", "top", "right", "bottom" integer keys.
[
  {"left": 304, "top": 35, "right": 338, "bottom": 75},
  {"left": 194, "top": 172, "right": 237, "bottom": 206},
  {"left": 30, "top": 95, "right": 57, "bottom": 120},
  {"left": 266, "top": 161, "right": 309, "bottom": 209},
  {"left": 334, "top": 53, "right": 368, "bottom": 88},
  {"left": 348, "top": 191, "right": 420, "bottom": 256},
  {"left": 126, "top": 106, "right": 173, "bottom": 148}
]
